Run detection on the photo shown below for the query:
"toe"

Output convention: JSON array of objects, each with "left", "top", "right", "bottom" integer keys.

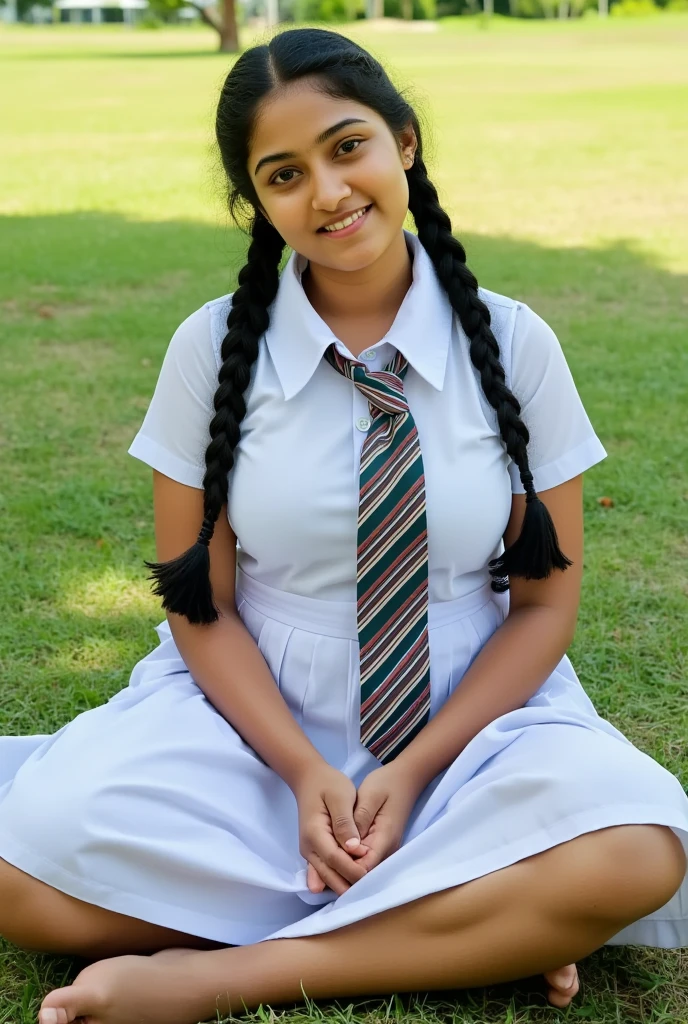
[
  {"left": 39, "top": 987, "right": 84, "bottom": 1024},
  {"left": 548, "top": 965, "right": 578, "bottom": 989},
  {"left": 39, "top": 962, "right": 110, "bottom": 1024},
  {"left": 544, "top": 964, "right": 580, "bottom": 1008}
]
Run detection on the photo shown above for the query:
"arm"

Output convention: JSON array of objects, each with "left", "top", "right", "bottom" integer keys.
[
  {"left": 151, "top": 469, "right": 326, "bottom": 793},
  {"left": 392, "top": 474, "right": 585, "bottom": 791}
]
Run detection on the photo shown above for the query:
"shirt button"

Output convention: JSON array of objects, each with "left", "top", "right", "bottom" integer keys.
[
  {"left": 363, "top": 349, "right": 376, "bottom": 360},
  {"left": 356, "top": 417, "right": 371, "bottom": 431}
]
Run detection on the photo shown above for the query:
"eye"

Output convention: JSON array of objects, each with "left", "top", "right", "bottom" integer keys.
[
  {"left": 338, "top": 138, "right": 362, "bottom": 156},
  {"left": 269, "top": 138, "right": 364, "bottom": 186},
  {"left": 271, "top": 168, "right": 299, "bottom": 186}
]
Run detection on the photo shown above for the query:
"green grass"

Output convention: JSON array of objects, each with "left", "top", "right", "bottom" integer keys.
[{"left": 1, "top": 12, "right": 687, "bottom": 1023}]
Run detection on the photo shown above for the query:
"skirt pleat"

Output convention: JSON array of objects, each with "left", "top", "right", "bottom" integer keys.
[{"left": 1, "top": 568, "right": 686, "bottom": 947}]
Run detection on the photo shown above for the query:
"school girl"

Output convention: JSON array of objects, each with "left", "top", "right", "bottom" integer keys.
[{"left": 1, "top": 26, "right": 687, "bottom": 1024}]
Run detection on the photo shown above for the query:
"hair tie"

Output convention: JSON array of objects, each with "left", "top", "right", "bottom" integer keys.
[
  {"left": 521, "top": 470, "right": 537, "bottom": 502},
  {"left": 198, "top": 518, "right": 214, "bottom": 547}
]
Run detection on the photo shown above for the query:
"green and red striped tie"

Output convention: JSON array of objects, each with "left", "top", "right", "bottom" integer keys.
[{"left": 324, "top": 343, "right": 431, "bottom": 764}]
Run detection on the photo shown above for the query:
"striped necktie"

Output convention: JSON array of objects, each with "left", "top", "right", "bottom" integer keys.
[{"left": 324, "top": 343, "right": 431, "bottom": 765}]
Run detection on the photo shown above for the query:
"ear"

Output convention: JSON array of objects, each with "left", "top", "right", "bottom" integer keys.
[{"left": 399, "top": 123, "right": 418, "bottom": 168}]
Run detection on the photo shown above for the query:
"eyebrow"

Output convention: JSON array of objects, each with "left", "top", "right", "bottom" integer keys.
[{"left": 253, "top": 118, "right": 370, "bottom": 177}]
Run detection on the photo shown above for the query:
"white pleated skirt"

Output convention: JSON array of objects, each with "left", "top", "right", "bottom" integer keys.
[{"left": 1, "top": 566, "right": 687, "bottom": 948}]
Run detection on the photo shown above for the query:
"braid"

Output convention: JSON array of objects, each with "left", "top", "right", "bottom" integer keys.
[
  {"left": 144, "top": 211, "right": 285, "bottom": 624},
  {"left": 407, "top": 155, "right": 572, "bottom": 593}
]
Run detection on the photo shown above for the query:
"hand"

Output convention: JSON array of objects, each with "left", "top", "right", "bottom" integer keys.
[
  {"left": 305, "top": 762, "right": 426, "bottom": 893},
  {"left": 293, "top": 763, "right": 372, "bottom": 897}
]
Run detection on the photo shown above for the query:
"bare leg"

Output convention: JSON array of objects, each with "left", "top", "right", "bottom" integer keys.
[
  {"left": 36, "top": 825, "right": 686, "bottom": 1024},
  {"left": 0, "top": 853, "right": 576, "bottom": 1005},
  {"left": 0, "top": 859, "right": 227, "bottom": 956}
]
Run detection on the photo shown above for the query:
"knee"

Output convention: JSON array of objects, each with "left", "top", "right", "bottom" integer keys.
[{"left": 571, "top": 824, "right": 687, "bottom": 924}]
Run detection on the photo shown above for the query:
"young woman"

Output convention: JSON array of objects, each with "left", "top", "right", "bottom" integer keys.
[{"left": 1, "top": 27, "right": 687, "bottom": 1024}]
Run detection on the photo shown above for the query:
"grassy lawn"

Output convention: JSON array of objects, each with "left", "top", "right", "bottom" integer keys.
[{"left": 1, "top": 12, "right": 687, "bottom": 1022}]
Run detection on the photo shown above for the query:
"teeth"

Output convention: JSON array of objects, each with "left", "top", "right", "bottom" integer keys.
[{"left": 323, "top": 206, "right": 369, "bottom": 232}]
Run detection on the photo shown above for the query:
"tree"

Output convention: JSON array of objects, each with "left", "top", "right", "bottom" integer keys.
[{"left": 149, "top": 0, "right": 239, "bottom": 50}]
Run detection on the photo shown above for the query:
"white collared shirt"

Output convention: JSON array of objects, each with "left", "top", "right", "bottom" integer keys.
[{"left": 128, "top": 229, "right": 606, "bottom": 603}]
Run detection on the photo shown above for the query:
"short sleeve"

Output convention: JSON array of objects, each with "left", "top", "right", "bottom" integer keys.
[
  {"left": 127, "top": 303, "right": 219, "bottom": 489},
  {"left": 507, "top": 303, "right": 607, "bottom": 494}
]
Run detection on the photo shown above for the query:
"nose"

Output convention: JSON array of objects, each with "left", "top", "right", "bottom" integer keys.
[{"left": 310, "top": 165, "right": 353, "bottom": 213}]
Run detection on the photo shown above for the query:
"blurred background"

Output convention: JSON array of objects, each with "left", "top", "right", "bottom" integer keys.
[{"left": 1, "top": 4, "right": 687, "bottom": 1022}]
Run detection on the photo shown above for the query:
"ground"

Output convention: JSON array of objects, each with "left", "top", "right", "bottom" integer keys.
[{"left": 0, "top": 11, "right": 687, "bottom": 1023}]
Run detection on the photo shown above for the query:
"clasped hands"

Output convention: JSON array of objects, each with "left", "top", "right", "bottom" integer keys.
[{"left": 294, "top": 761, "right": 426, "bottom": 896}]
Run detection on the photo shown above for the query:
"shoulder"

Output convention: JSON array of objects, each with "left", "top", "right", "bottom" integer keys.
[
  {"left": 476, "top": 285, "right": 544, "bottom": 336},
  {"left": 478, "top": 286, "right": 562, "bottom": 350},
  {"left": 168, "top": 293, "right": 235, "bottom": 374},
  {"left": 475, "top": 287, "right": 558, "bottom": 385}
]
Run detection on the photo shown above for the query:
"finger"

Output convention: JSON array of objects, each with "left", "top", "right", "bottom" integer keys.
[
  {"left": 324, "top": 793, "right": 363, "bottom": 854},
  {"left": 307, "top": 861, "right": 325, "bottom": 893},
  {"left": 352, "top": 786, "right": 384, "bottom": 843},
  {"left": 352, "top": 845, "right": 383, "bottom": 871},
  {"left": 317, "top": 834, "right": 370, "bottom": 885},
  {"left": 352, "top": 824, "right": 399, "bottom": 872},
  {"left": 344, "top": 837, "right": 370, "bottom": 856},
  {"left": 353, "top": 800, "right": 378, "bottom": 841},
  {"left": 308, "top": 851, "right": 352, "bottom": 897},
  {"left": 308, "top": 827, "right": 369, "bottom": 885}
]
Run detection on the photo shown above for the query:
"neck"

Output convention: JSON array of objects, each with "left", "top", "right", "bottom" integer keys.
[{"left": 301, "top": 231, "right": 413, "bottom": 323}]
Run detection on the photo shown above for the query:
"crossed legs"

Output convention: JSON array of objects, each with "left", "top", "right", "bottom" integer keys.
[{"left": 0, "top": 824, "right": 684, "bottom": 1024}]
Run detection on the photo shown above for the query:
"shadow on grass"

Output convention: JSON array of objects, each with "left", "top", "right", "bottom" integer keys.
[
  {"left": 1, "top": 210, "right": 687, "bottom": 1024},
  {"left": 8, "top": 47, "right": 234, "bottom": 60}
]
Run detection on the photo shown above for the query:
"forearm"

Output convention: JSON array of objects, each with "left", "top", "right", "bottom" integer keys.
[
  {"left": 168, "top": 609, "right": 325, "bottom": 793},
  {"left": 392, "top": 605, "right": 575, "bottom": 791}
]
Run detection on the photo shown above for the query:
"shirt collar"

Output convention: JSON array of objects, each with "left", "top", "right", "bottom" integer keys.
[{"left": 264, "top": 228, "right": 453, "bottom": 402}]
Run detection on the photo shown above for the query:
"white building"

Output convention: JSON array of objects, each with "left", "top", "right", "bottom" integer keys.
[{"left": 54, "top": 0, "right": 147, "bottom": 21}]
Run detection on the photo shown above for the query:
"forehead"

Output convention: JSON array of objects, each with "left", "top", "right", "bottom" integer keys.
[{"left": 249, "top": 81, "right": 381, "bottom": 157}]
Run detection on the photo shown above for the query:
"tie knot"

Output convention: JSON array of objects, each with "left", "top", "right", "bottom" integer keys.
[{"left": 324, "top": 344, "right": 409, "bottom": 418}]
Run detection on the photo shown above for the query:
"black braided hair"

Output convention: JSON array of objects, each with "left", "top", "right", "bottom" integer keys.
[
  {"left": 406, "top": 158, "right": 572, "bottom": 593},
  {"left": 144, "top": 213, "right": 285, "bottom": 623},
  {"left": 145, "top": 26, "right": 571, "bottom": 625}
]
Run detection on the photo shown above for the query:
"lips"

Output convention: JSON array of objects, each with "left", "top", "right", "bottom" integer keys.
[{"left": 317, "top": 204, "right": 373, "bottom": 232}]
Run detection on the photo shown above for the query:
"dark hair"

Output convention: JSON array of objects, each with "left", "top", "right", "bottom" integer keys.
[{"left": 145, "top": 27, "right": 571, "bottom": 625}]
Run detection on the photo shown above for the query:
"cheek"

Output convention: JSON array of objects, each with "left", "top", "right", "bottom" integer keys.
[{"left": 366, "top": 151, "right": 407, "bottom": 201}]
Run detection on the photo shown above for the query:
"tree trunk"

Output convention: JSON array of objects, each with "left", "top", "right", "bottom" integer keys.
[
  {"left": 220, "top": 0, "right": 239, "bottom": 51},
  {"left": 366, "top": 0, "right": 384, "bottom": 16}
]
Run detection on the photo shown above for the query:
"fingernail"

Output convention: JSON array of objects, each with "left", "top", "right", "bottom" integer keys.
[
  {"left": 345, "top": 838, "right": 360, "bottom": 848},
  {"left": 40, "top": 1011, "right": 58, "bottom": 1024}
]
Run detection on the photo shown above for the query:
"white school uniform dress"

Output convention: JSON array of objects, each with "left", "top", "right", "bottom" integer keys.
[{"left": 1, "top": 229, "right": 687, "bottom": 948}]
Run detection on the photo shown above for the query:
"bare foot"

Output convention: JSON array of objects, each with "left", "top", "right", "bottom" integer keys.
[
  {"left": 37, "top": 947, "right": 579, "bottom": 1023},
  {"left": 37, "top": 951, "right": 213, "bottom": 1024},
  {"left": 543, "top": 963, "right": 579, "bottom": 1007}
]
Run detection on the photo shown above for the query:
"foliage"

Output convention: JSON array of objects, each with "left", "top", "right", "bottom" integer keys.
[
  {"left": 283, "top": 0, "right": 365, "bottom": 22},
  {"left": 145, "top": 0, "right": 186, "bottom": 19},
  {"left": 510, "top": 0, "right": 594, "bottom": 17},
  {"left": 610, "top": 0, "right": 657, "bottom": 13},
  {"left": 13, "top": 0, "right": 52, "bottom": 20},
  {"left": 383, "top": 0, "right": 437, "bottom": 17}
]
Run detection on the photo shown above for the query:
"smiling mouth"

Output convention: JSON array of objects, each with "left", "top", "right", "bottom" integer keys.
[{"left": 317, "top": 204, "right": 373, "bottom": 233}]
